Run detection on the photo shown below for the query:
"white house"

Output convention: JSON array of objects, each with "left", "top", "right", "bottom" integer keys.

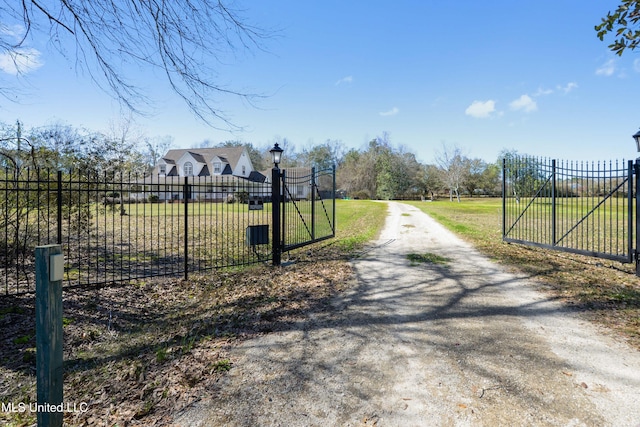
[
  {"left": 155, "top": 146, "right": 254, "bottom": 179},
  {"left": 133, "top": 146, "right": 268, "bottom": 202}
]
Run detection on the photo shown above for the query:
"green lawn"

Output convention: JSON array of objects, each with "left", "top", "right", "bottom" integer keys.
[{"left": 333, "top": 200, "right": 388, "bottom": 251}]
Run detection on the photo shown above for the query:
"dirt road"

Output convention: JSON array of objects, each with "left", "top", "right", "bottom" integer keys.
[{"left": 175, "top": 201, "right": 640, "bottom": 426}]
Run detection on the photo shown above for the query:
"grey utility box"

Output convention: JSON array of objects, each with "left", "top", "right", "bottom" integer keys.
[{"left": 246, "top": 225, "right": 269, "bottom": 246}]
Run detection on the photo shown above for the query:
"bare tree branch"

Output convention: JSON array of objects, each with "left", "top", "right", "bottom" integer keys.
[{"left": 1, "top": 0, "right": 271, "bottom": 129}]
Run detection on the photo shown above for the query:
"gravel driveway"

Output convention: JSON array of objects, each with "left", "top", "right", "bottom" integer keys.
[{"left": 175, "top": 201, "right": 640, "bottom": 426}]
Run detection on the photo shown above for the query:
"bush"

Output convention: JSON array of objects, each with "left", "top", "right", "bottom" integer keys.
[
  {"left": 235, "top": 191, "right": 249, "bottom": 204},
  {"left": 351, "top": 190, "right": 371, "bottom": 200}
]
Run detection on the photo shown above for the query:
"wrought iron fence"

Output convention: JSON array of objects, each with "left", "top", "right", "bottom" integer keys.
[
  {"left": 1, "top": 165, "right": 338, "bottom": 295},
  {"left": 1, "top": 169, "right": 276, "bottom": 295},
  {"left": 502, "top": 156, "right": 634, "bottom": 264}
]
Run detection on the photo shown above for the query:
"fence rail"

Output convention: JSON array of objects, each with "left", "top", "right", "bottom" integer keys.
[
  {"left": 502, "top": 156, "right": 634, "bottom": 265},
  {"left": 1, "top": 166, "right": 336, "bottom": 295}
]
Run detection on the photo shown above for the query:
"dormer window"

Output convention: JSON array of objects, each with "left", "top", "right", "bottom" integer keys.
[
  {"left": 242, "top": 165, "right": 246, "bottom": 175},
  {"left": 184, "top": 162, "right": 193, "bottom": 176},
  {"left": 214, "top": 162, "right": 221, "bottom": 174},
  {"left": 159, "top": 165, "right": 166, "bottom": 175}
]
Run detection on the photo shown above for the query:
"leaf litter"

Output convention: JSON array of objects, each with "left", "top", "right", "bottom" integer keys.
[{"left": 0, "top": 248, "right": 353, "bottom": 426}]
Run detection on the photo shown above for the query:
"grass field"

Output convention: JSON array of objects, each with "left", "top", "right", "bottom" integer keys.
[
  {"left": 503, "top": 195, "right": 632, "bottom": 259},
  {"left": 404, "top": 197, "right": 640, "bottom": 350}
]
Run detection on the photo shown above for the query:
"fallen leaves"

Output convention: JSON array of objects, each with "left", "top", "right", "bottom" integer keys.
[{"left": 0, "top": 250, "right": 355, "bottom": 426}]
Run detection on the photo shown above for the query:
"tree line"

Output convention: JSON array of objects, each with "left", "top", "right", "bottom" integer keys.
[{"left": 1, "top": 121, "right": 507, "bottom": 201}]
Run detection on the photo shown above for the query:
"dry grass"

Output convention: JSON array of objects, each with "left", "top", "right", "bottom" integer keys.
[{"left": 0, "top": 249, "right": 356, "bottom": 426}]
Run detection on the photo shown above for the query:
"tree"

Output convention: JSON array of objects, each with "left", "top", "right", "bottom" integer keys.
[
  {"left": 500, "top": 150, "right": 545, "bottom": 203},
  {"left": 415, "top": 164, "right": 443, "bottom": 200},
  {"left": 1, "top": 1, "right": 268, "bottom": 127},
  {"left": 145, "top": 135, "right": 174, "bottom": 170},
  {"left": 0, "top": 120, "right": 148, "bottom": 177},
  {"left": 336, "top": 134, "right": 421, "bottom": 200},
  {"left": 479, "top": 162, "right": 502, "bottom": 196},
  {"left": 435, "top": 143, "right": 467, "bottom": 202},
  {"left": 300, "top": 140, "right": 345, "bottom": 170},
  {"left": 595, "top": 1, "right": 640, "bottom": 55}
]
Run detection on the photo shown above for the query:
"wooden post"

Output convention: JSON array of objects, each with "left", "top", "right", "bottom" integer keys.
[{"left": 36, "top": 244, "right": 64, "bottom": 427}]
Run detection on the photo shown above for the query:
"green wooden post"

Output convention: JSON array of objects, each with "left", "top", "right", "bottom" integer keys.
[{"left": 36, "top": 244, "right": 64, "bottom": 427}]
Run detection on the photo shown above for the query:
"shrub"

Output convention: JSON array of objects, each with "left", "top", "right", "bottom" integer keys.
[{"left": 235, "top": 191, "right": 249, "bottom": 204}]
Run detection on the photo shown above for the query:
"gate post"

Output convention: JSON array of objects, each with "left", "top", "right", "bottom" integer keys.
[
  {"left": 635, "top": 160, "right": 640, "bottom": 277},
  {"left": 551, "top": 159, "right": 556, "bottom": 246},
  {"left": 332, "top": 164, "right": 336, "bottom": 236},
  {"left": 502, "top": 158, "right": 506, "bottom": 239},
  {"left": 311, "top": 167, "right": 316, "bottom": 241},
  {"left": 271, "top": 167, "right": 282, "bottom": 266},
  {"left": 628, "top": 160, "right": 634, "bottom": 265},
  {"left": 184, "top": 177, "right": 190, "bottom": 280}
]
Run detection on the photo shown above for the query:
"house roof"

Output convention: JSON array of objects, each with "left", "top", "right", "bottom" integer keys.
[
  {"left": 161, "top": 146, "right": 245, "bottom": 169},
  {"left": 248, "top": 171, "right": 267, "bottom": 183},
  {"left": 189, "top": 152, "right": 207, "bottom": 163}
]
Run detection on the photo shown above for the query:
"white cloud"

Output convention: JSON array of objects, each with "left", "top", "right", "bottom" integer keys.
[
  {"left": 0, "top": 47, "right": 43, "bottom": 75},
  {"left": 379, "top": 107, "right": 399, "bottom": 117},
  {"left": 465, "top": 100, "right": 496, "bottom": 118},
  {"left": 596, "top": 59, "right": 616, "bottom": 76},
  {"left": 335, "top": 75, "right": 353, "bottom": 85},
  {"left": 509, "top": 94, "right": 537, "bottom": 113},
  {"left": 0, "top": 24, "right": 26, "bottom": 39},
  {"left": 533, "top": 87, "right": 554, "bottom": 97},
  {"left": 557, "top": 82, "right": 578, "bottom": 94}
]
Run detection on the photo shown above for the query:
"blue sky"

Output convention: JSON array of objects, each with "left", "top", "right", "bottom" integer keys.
[{"left": 1, "top": 1, "right": 639, "bottom": 164}]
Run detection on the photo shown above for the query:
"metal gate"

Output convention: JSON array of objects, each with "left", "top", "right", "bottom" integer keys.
[
  {"left": 271, "top": 166, "right": 336, "bottom": 265},
  {"left": 502, "top": 155, "right": 638, "bottom": 274},
  {"left": 281, "top": 166, "right": 336, "bottom": 251}
]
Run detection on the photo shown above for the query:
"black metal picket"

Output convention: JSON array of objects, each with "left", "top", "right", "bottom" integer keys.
[{"left": 502, "top": 156, "right": 637, "bottom": 273}]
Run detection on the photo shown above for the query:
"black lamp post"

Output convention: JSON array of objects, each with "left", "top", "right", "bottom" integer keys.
[
  {"left": 633, "top": 130, "right": 640, "bottom": 153},
  {"left": 270, "top": 143, "right": 284, "bottom": 266},
  {"left": 270, "top": 143, "right": 283, "bottom": 167}
]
